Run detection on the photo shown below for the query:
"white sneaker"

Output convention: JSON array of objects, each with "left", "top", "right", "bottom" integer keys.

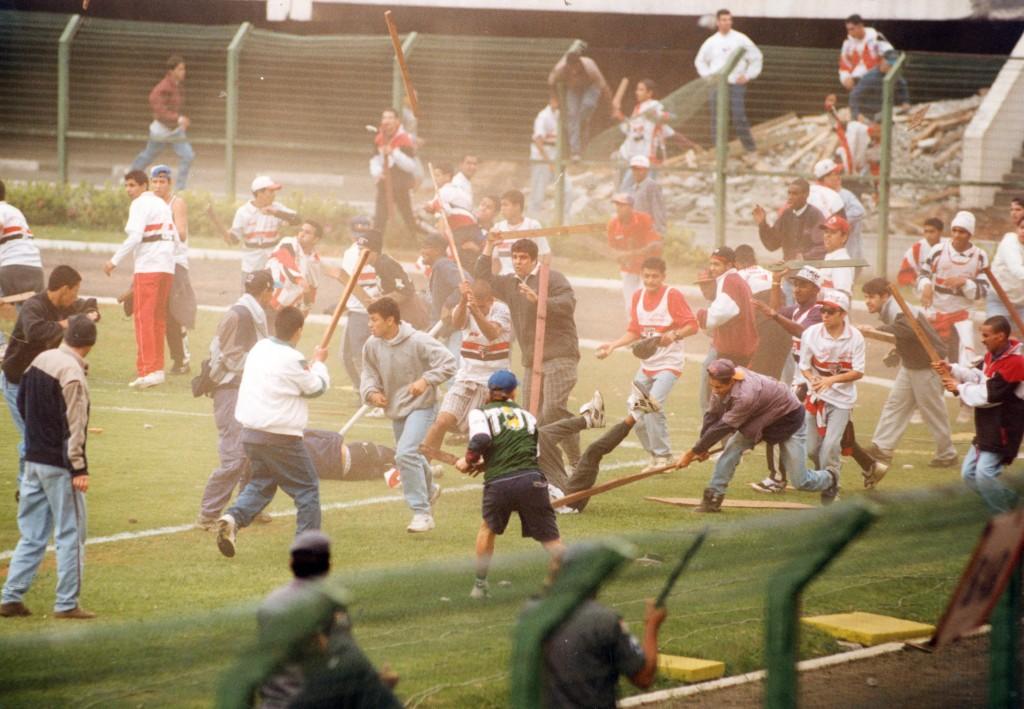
[
  {"left": 128, "top": 376, "right": 145, "bottom": 388},
  {"left": 628, "top": 381, "right": 661, "bottom": 416},
  {"left": 750, "top": 477, "right": 785, "bottom": 494},
  {"left": 134, "top": 371, "right": 165, "bottom": 389},
  {"left": 579, "top": 390, "right": 605, "bottom": 428},
  {"left": 407, "top": 513, "right": 435, "bottom": 533},
  {"left": 429, "top": 483, "right": 442, "bottom": 505},
  {"left": 910, "top": 409, "right": 924, "bottom": 424},
  {"left": 469, "top": 579, "right": 490, "bottom": 600},
  {"left": 216, "top": 514, "right": 237, "bottom": 557},
  {"left": 642, "top": 455, "right": 674, "bottom": 473}
]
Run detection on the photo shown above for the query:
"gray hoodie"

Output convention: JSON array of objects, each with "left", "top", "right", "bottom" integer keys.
[{"left": 360, "top": 322, "right": 457, "bottom": 419}]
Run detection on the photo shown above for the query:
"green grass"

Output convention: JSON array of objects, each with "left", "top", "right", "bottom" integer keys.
[{"left": 0, "top": 305, "right": 992, "bottom": 707}]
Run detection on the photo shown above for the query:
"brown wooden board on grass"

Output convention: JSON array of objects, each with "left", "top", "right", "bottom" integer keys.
[{"left": 646, "top": 496, "right": 814, "bottom": 510}]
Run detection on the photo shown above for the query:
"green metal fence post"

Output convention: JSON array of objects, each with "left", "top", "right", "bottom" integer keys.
[
  {"left": 989, "top": 559, "right": 1022, "bottom": 708},
  {"left": 225, "top": 21, "right": 252, "bottom": 201},
  {"left": 555, "top": 82, "right": 568, "bottom": 227},
  {"left": 877, "top": 52, "right": 906, "bottom": 278},
  {"left": 57, "top": 14, "right": 83, "bottom": 185},
  {"left": 764, "top": 504, "right": 877, "bottom": 708},
  {"left": 714, "top": 47, "right": 745, "bottom": 249},
  {"left": 391, "top": 32, "right": 418, "bottom": 114}
]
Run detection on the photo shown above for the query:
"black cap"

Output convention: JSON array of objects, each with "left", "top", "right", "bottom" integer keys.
[
  {"left": 65, "top": 315, "right": 97, "bottom": 347},
  {"left": 244, "top": 269, "right": 274, "bottom": 295},
  {"left": 710, "top": 246, "right": 735, "bottom": 264},
  {"left": 357, "top": 228, "right": 383, "bottom": 254}
]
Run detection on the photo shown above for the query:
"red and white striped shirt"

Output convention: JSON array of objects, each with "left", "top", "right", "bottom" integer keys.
[
  {"left": 457, "top": 300, "right": 512, "bottom": 384},
  {"left": 798, "top": 321, "right": 865, "bottom": 409},
  {"left": 112, "top": 191, "right": 176, "bottom": 274},
  {"left": 0, "top": 201, "right": 41, "bottom": 269},
  {"left": 230, "top": 200, "right": 296, "bottom": 273}
]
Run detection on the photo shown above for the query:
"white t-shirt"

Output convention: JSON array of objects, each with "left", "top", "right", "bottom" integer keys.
[
  {"left": 457, "top": 300, "right": 513, "bottom": 384},
  {"left": 737, "top": 265, "right": 773, "bottom": 296},
  {"left": 230, "top": 200, "right": 296, "bottom": 273},
  {"left": 799, "top": 321, "right": 865, "bottom": 409},
  {"left": 821, "top": 248, "right": 854, "bottom": 296},
  {"left": 531, "top": 105, "right": 559, "bottom": 162},
  {"left": 451, "top": 172, "right": 474, "bottom": 205},
  {"left": 616, "top": 98, "right": 675, "bottom": 163},
  {"left": 808, "top": 184, "right": 846, "bottom": 220},
  {"left": 0, "top": 201, "right": 42, "bottom": 269},
  {"left": 492, "top": 217, "right": 547, "bottom": 275},
  {"left": 111, "top": 191, "right": 176, "bottom": 275},
  {"left": 694, "top": 30, "right": 763, "bottom": 84}
]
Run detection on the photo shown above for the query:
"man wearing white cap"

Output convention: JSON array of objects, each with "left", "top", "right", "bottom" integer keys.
[
  {"left": 796, "top": 288, "right": 865, "bottom": 501},
  {"left": 808, "top": 159, "right": 846, "bottom": 220},
  {"left": 815, "top": 158, "right": 866, "bottom": 260},
  {"left": 626, "top": 155, "right": 666, "bottom": 236},
  {"left": 228, "top": 176, "right": 300, "bottom": 288},
  {"left": 917, "top": 210, "right": 988, "bottom": 375},
  {"left": 607, "top": 193, "right": 662, "bottom": 312}
]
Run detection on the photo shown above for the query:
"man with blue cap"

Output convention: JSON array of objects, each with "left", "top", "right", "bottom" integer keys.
[{"left": 456, "top": 369, "right": 565, "bottom": 600}]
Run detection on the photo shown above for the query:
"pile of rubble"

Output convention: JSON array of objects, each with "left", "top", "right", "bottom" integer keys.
[{"left": 562, "top": 93, "right": 988, "bottom": 235}]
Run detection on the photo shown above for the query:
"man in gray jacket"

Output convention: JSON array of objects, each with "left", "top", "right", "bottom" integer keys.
[{"left": 361, "top": 297, "right": 457, "bottom": 533}]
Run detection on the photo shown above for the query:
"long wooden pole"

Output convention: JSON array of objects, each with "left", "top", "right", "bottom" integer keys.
[
  {"left": 887, "top": 284, "right": 944, "bottom": 363},
  {"left": 528, "top": 262, "right": 550, "bottom": 416},
  {"left": 384, "top": 11, "right": 419, "bottom": 118},
  {"left": 319, "top": 248, "right": 371, "bottom": 350},
  {"left": 491, "top": 223, "right": 604, "bottom": 241},
  {"left": 984, "top": 267, "right": 1024, "bottom": 338}
]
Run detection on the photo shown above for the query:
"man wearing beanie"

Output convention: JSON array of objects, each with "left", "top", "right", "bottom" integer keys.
[{"left": 2, "top": 316, "right": 97, "bottom": 619}]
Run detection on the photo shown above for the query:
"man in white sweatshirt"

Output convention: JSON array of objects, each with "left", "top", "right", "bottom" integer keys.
[{"left": 216, "top": 306, "right": 329, "bottom": 557}]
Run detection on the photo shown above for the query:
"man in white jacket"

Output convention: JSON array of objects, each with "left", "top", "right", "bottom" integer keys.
[
  {"left": 216, "top": 306, "right": 329, "bottom": 557},
  {"left": 987, "top": 215, "right": 1024, "bottom": 323}
]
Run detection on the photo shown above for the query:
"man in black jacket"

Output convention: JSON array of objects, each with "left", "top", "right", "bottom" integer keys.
[
  {"left": 859, "top": 278, "right": 956, "bottom": 476},
  {"left": 476, "top": 237, "right": 582, "bottom": 464},
  {"left": 2, "top": 266, "right": 99, "bottom": 495},
  {"left": 753, "top": 179, "right": 826, "bottom": 261}
]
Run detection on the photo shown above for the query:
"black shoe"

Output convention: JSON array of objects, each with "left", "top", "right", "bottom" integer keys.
[
  {"left": 0, "top": 601, "right": 31, "bottom": 617},
  {"left": 821, "top": 471, "right": 841, "bottom": 506},
  {"left": 694, "top": 487, "right": 724, "bottom": 513}
]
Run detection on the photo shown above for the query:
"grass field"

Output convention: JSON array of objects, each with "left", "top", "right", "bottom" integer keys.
[{"left": 0, "top": 303, "right": 995, "bottom": 707}]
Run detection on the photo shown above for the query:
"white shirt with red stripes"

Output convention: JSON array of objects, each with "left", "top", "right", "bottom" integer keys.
[
  {"left": 267, "top": 236, "right": 321, "bottom": 309},
  {"left": 230, "top": 200, "right": 296, "bottom": 274},
  {"left": 457, "top": 300, "right": 512, "bottom": 384},
  {"left": 0, "top": 201, "right": 42, "bottom": 269},
  {"left": 340, "top": 242, "right": 379, "bottom": 315},
  {"left": 798, "top": 320, "right": 865, "bottom": 409},
  {"left": 492, "top": 217, "right": 547, "bottom": 275},
  {"left": 112, "top": 191, "right": 176, "bottom": 274},
  {"left": 839, "top": 27, "right": 893, "bottom": 84}
]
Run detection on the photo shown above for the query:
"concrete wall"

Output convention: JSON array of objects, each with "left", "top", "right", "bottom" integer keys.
[{"left": 962, "top": 29, "right": 1024, "bottom": 207}]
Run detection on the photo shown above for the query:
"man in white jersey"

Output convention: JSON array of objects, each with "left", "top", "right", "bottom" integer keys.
[
  {"left": 595, "top": 257, "right": 698, "bottom": 471},
  {"left": 808, "top": 159, "right": 847, "bottom": 220},
  {"left": 267, "top": 220, "right": 326, "bottom": 312},
  {"left": 149, "top": 164, "right": 196, "bottom": 375},
  {"left": 819, "top": 215, "right": 855, "bottom": 296},
  {"left": 452, "top": 154, "right": 478, "bottom": 205},
  {"left": 0, "top": 179, "right": 44, "bottom": 301},
  {"left": 839, "top": 15, "right": 895, "bottom": 92},
  {"left": 104, "top": 170, "right": 177, "bottom": 389},
  {"left": 420, "top": 278, "right": 513, "bottom": 456},
  {"left": 228, "top": 176, "right": 300, "bottom": 288},
  {"left": 528, "top": 96, "right": 561, "bottom": 218},
  {"left": 614, "top": 78, "right": 675, "bottom": 190},
  {"left": 488, "top": 190, "right": 550, "bottom": 276}
]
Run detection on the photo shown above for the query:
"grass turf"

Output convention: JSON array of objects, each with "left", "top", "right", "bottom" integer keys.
[{"left": 0, "top": 304, "right": 993, "bottom": 707}]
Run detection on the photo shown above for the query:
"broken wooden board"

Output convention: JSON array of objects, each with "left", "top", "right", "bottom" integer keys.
[{"left": 646, "top": 496, "right": 813, "bottom": 510}]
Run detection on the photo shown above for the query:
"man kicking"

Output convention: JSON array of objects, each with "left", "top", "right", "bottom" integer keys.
[{"left": 456, "top": 370, "right": 564, "bottom": 600}]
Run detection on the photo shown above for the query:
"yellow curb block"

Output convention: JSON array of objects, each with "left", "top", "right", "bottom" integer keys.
[
  {"left": 802, "top": 611, "right": 935, "bottom": 646},
  {"left": 657, "top": 655, "right": 726, "bottom": 682}
]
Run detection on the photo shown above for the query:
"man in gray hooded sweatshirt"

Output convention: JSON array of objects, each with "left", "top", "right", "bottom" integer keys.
[{"left": 361, "top": 296, "right": 457, "bottom": 533}]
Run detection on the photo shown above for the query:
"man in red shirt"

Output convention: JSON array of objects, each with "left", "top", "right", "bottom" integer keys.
[
  {"left": 596, "top": 257, "right": 697, "bottom": 471},
  {"left": 696, "top": 247, "right": 759, "bottom": 413},
  {"left": 607, "top": 193, "right": 662, "bottom": 315},
  {"left": 131, "top": 55, "right": 195, "bottom": 189}
]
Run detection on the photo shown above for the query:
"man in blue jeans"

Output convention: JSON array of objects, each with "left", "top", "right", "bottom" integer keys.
[
  {"left": 217, "top": 306, "right": 329, "bottom": 558},
  {"left": 130, "top": 55, "right": 195, "bottom": 189},
  {"left": 677, "top": 359, "right": 838, "bottom": 513},
  {"left": 547, "top": 49, "right": 613, "bottom": 159},
  {"left": 2, "top": 316, "right": 97, "bottom": 619},
  {"left": 361, "top": 297, "right": 456, "bottom": 533}
]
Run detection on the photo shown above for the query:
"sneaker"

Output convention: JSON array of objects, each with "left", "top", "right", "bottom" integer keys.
[
  {"left": 750, "top": 477, "right": 785, "bottom": 494},
  {"left": 407, "top": 513, "right": 435, "bottom": 533},
  {"left": 628, "top": 381, "right": 661, "bottom": 416},
  {"left": 470, "top": 579, "right": 490, "bottom": 600},
  {"left": 910, "top": 410, "right": 924, "bottom": 424},
  {"left": 254, "top": 512, "right": 273, "bottom": 525},
  {"left": 170, "top": 362, "right": 191, "bottom": 376},
  {"left": 0, "top": 601, "right": 31, "bottom": 617},
  {"left": 54, "top": 606, "right": 96, "bottom": 620},
  {"left": 429, "top": 483, "right": 443, "bottom": 505},
  {"left": 821, "top": 471, "right": 841, "bottom": 505},
  {"left": 195, "top": 514, "right": 219, "bottom": 531},
  {"left": 217, "top": 514, "right": 237, "bottom": 557},
  {"left": 580, "top": 390, "right": 605, "bottom": 429},
  {"left": 133, "top": 371, "right": 165, "bottom": 390},
  {"left": 863, "top": 461, "right": 889, "bottom": 489},
  {"left": 128, "top": 376, "right": 145, "bottom": 389},
  {"left": 864, "top": 443, "right": 893, "bottom": 464},
  {"left": 929, "top": 456, "right": 959, "bottom": 469},
  {"left": 642, "top": 455, "right": 674, "bottom": 473},
  {"left": 693, "top": 487, "right": 724, "bottom": 513}
]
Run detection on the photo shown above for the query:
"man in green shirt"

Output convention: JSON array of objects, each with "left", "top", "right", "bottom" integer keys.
[{"left": 456, "top": 370, "right": 565, "bottom": 600}]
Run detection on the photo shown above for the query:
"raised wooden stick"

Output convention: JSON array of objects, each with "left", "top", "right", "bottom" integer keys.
[
  {"left": 983, "top": 267, "right": 1024, "bottom": 338},
  {"left": 335, "top": 268, "right": 373, "bottom": 307},
  {"left": 0, "top": 291, "right": 35, "bottom": 305},
  {"left": 528, "top": 262, "right": 551, "bottom": 416},
  {"left": 320, "top": 248, "right": 371, "bottom": 350},
  {"left": 491, "top": 223, "right": 605, "bottom": 241},
  {"left": 887, "top": 284, "right": 943, "bottom": 363},
  {"left": 384, "top": 11, "right": 419, "bottom": 118},
  {"left": 611, "top": 77, "right": 629, "bottom": 113}
]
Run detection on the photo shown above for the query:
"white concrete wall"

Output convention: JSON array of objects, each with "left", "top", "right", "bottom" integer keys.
[{"left": 962, "top": 30, "right": 1024, "bottom": 208}]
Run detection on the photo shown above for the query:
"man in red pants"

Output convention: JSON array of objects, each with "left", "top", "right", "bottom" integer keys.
[{"left": 104, "top": 169, "right": 177, "bottom": 389}]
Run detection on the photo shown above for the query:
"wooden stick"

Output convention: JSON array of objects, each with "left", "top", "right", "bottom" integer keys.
[
  {"left": 887, "top": 284, "right": 943, "bottom": 363},
  {"left": 335, "top": 268, "right": 374, "bottom": 307},
  {"left": 764, "top": 258, "right": 870, "bottom": 273},
  {"left": 426, "top": 162, "right": 468, "bottom": 282},
  {"left": 320, "top": 248, "right": 371, "bottom": 350},
  {"left": 528, "top": 262, "right": 550, "bottom": 416},
  {"left": 491, "top": 223, "right": 605, "bottom": 241},
  {"left": 859, "top": 327, "right": 897, "bottom": 345},
  {"left": 384, "top": 11, "right": 419, "bottom": 118},
  {"left": 0, "top": 291, "right": 35, "bottom": 305},
  {"left": 611, "top": 77, "right": 629, "bottom": 112},
  {"left": 983, "top": 267, "right": 1024, "bottom": 338}
]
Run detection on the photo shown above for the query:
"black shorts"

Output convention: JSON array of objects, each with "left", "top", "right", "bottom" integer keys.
[{"left": 481, "top": 470, "right": 559, "bottom": 543}]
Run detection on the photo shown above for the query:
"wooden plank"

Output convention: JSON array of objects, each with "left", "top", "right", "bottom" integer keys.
[
  {"left": 782, "top": 129, "right": 830, "bottom": 169},
  {"left": 646, "top": 496, "right": 813, "bottom": 510}
]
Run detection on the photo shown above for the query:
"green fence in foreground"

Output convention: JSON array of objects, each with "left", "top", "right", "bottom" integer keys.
[{"left": 0, "top": 485, "right": 1007, "bottom": 708}]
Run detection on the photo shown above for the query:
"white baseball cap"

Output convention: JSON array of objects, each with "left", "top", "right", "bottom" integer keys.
[
  {"left": 813, "top": 158, "right": 841, "bottom": 179},
  {"left": 629, "top": 155, "right": 651, "bottom": 169},
  {"left": 788, "top": 265, "right": 823, "bottom": 288},
  {"left": 251, "top": 175, "right": 282, "bottom": 193},
  {"left": 818, "top": 288, "right": 850, "bottom": 313},
  {"left": 950, "top": 210, "right": 976, "bottom": 235}
]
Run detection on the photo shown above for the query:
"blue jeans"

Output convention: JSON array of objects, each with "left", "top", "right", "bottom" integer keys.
[
  {"left": 633, "top": 369, "right": 678, "bottom": 456},
  {"left": 985, "top": 290, "right": 1024, "bottom": 324},
  {"left": 565, "top": 84, "right": 601, "bottom": 156},
  {"left": 2, "top": 372, "right": 25, "bottom": 487},
  {"left": 131, "top": 130, "right": 195, "bottom": 188},
  {"left": 709, "top": 84, "right": 755, "bottom": 152},
  {"left": 393, "top": 407, "right": 437, "bottom": 515},
  {"left": 708, "top": 426, "right": 823, "bottom": 494},
  {"left": 230, "top": 437, "right": 321, "bottom": 535},
  {"left": 805, "top": 405, "right": 850, "bottom": 488},
  {"left": 2, "top": 462, "right": 87, "bottom": 611},
  {"left": 962, "top": 446, "right": 1018, "bottom": 514},
  {"left": 342, "top": 311, "right": 370, "bottom": 396}
]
